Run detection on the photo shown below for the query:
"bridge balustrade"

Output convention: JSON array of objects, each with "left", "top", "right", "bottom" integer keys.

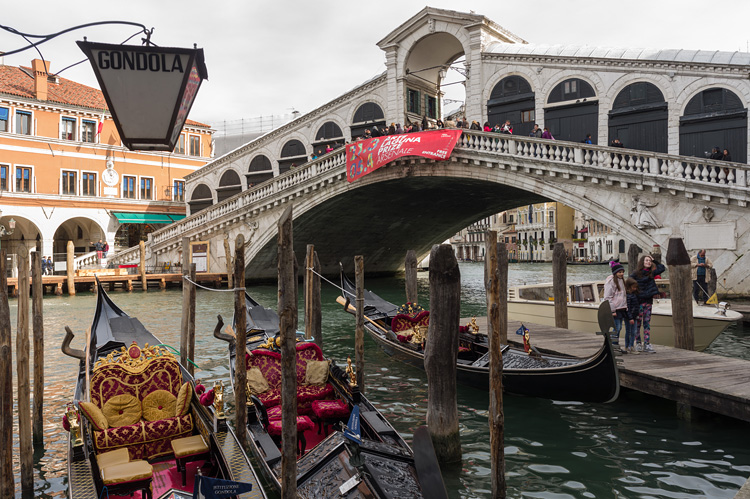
[{"left": 107, "top": 130, "right": 748, "bottom": 265}]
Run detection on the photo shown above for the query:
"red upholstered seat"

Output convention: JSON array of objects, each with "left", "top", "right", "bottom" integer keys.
[
  {"left": 311, "top": 399, "right": 350, "bottom": 419},
  {"left": 266, "top": 416, "right": 314, "bottom": 436},
  {"left": 266, "top": 405, "right": 282, "bottom": 420},
  {"left": 391, "top": 310, "right": 430, "bottom": 333}
]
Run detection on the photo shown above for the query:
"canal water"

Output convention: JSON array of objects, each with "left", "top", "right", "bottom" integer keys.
[{"left": 9, "top": 262, "right": 750, "bottom": 498}]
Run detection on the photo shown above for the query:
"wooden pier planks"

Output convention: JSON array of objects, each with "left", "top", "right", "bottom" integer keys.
[{"left": 466, "top": 316, "right": 750, "bottom": 422}]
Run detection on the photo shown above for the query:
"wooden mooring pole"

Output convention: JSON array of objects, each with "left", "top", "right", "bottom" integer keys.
[
  {"left": 304, "top": 245, "right": 322, "bottom": 342},
  {"left": 355, "top": 255, "right": 365, "bottom": 392},
  {"left": 180, "top": 237, "right": 190, "bottom": 369},
  {"left": 552, "top": 243, "right": 568, "bottom": 329},
  {"left": 66, "top": 240, "right": 75, "bottom": 296},
  {"left": 312, "top": 251, "right": 322, "bottom": 348},
  {"left": 31, "top": 252, "right": 44, "bottom": 447},
  {"left": 277, "top": 206, "right": 298, "bottom": 498},
  {"left": 667, "top": 238, "right": 694, "bottom": 350},
  {"left": 485, "top": 234, "right": 508, "bottom": 498},
  {"left": 234, "top": 234, "right": 247, "bottom": 447},
  {"left": 139, "top": 241, "right": 147, "bottom": 291},
  {"left": 17, "top": 248, "right": 33, "bottom": 492},
  {"left": 224, "top": 235, "right": 233, "bottom": 290},
  {"left": 0, "top": 251, "right": 14, "bottom": 497},
  {"left": 628, "top": 243, "right": 640, "bottom": 273},
  {"left": 405, "top": 249, "right": 418, "bottom": 305},
  {"left": 424, "top": 244, "right": 462, "bottom": 463},
  {"left": 187, "top": 263, "right": 196, "bottom": 376}
]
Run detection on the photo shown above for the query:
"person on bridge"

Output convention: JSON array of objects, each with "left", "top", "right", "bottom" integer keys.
[
  {"left": 690, "top": 250, "right": 713, "bottom": 304},
  {"left": 91, "top": 239, "right": 105, "bottom": 262},
  {"left": 710, "top": 147, "right": 723, "bottom": 160},
  {"left": 501, "top": 120, "right": 513, "bottom": 134},
  {"left": 541, "top": 127, "right": 554, "bottom": 140},
  {"left": 530, "top": 124, "right": 542, "bottom": 138},
  {"left": 582, "top": 134, "right": 593, "bottom": 144},
  {"left": 603, "top": 261, "right": 627, "bottom": 352},
  {"left": 629, "top": 254, "right": 666, "bottom": 353}
]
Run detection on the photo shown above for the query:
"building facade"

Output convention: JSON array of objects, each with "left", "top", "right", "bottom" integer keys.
[
  {"left": 0, "top": 58, "right": 213, "bottom": 264},
  {"left": 515, "top": 202, "right": 575, "bottom": 262}
]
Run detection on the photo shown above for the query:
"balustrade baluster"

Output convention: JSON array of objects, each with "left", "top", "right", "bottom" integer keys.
[
  {"left": 728, "top": 168, "right": 736, "bottom": 185},
  {"left": 718, "top": 166, "right": 727, "bottom": 184},
  {"left": 684, "top": 163, "right": 693, "bottom": 180},
  {"left": 635, "top": 156, "right": 643, "bottom": 172},
  {"left": 710, "top": 165, "right": 718, "bottom": 183},
  {"left": 675, "top": 161, "right": 684, "bottom": 178},
  {"left": 612, "top": 154, "right": 620, "bottom": 170}
]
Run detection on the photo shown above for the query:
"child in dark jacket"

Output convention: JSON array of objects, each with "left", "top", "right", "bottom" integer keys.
[
  {"left": 624, "top": 278, "right": 640, "bottom": 354},
  {"left": 629, "top": 254, "right": 666, "bottom": 353}
]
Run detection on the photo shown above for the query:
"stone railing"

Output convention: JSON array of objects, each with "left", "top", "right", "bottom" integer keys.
[
  {"left": 109, "top": 129, "right": 749, "bottom": 260},
  {"left": 74, "top": 251, "right": 100, "bottom": 269}
]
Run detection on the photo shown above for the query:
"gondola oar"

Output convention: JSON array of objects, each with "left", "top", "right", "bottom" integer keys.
[
  {"left": 412, "top": 426, "right": 448, "bottom": 499},
  {"left": 336, "top": 296, "right": 390, "bottom": 334}
]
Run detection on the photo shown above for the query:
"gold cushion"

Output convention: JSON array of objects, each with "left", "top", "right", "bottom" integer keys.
[
  {"left": 79, "top": 401, "right": 109, "bottom": 431},
  {"left": 96, "top": 448, "right": 130, "bottom": 469},
  {"left": 171, "top": 434, "right": 209, "bottom": 458},
  {"left": 102, "top": 394, "right": 142, "bottom": 427},
  {"left": 247, "top": 367, "right": 269, "bottom": 394},
  {"left": 141, "top": 390, "right": 177, "bottom": 422},
  {"left": 304, "top": 360, "right": 329, "bottom": 386},
  {"left": 175, "top": 382, "right": 192, "bottom": 417},
  {"left": 100, "top": 460, "right": 153, "bottom": 485}
]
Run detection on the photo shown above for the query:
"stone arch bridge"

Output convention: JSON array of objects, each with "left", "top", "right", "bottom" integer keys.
[{"left": 111, "top": 132, "right": 750, "bottom": 296}]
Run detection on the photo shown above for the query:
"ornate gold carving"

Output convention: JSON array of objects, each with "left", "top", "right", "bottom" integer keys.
[
  {"left": 93, "top": 342, "right": 174, "bottom": 372},
  {"left": 67, "top": 402, "right": 83, "bottom": 447},
  {"left": 213, "top": 380, "right": 225, "bottom": 419},
  {"left": 345, "top": 357, "right": 357, "bottom": 388},
  {"left": 410, "top": 324, "right": 427, "bottom": 345},
  {"left": 469, "top": 317, "right": 480, "bottom": 334}
]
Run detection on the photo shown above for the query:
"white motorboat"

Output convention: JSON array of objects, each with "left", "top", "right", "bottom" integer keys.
[{"left": 508, "top": 280, "right": 741, "bottom": 351}]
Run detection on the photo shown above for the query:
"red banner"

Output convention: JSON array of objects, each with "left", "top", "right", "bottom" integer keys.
[{"left": 346, "top": 129, "right": 463, "bottom": 182}]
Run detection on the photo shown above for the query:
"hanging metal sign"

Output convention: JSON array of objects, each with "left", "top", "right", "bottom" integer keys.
[{"left": 77, "top": 40, "right": 208, "bottom": 151}]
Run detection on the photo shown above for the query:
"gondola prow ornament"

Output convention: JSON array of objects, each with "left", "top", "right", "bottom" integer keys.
[{"left": 77, "top": 35, "right": 208, "bottom": 152}]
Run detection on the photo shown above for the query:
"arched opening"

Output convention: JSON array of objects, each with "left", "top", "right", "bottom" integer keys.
[
  {"left": 680, "top": 88, "right": 747, "bottom": 163},
  {"left": 247, "top": 155, "right": 273, "bottom": 187},
  {"left": 351, "top": 103, "right": 385, "bottom": 140},
  {"left": 487, "top": 75, "right": 535, "bottom": 137},
  {"left": 52, "top": 217, "right": 104, "bottom": 258},
  {"left": 217, "top": 169, "right": 242, "bottom": 203},
  {"left": 1, "top": 216, "right": 41, "bottom": 268},
  {"left": 608, "top": 82, "right": 667, "bottom": 152},
  {"left": 188, "top": 183, "right": 213, "bottom": 215},
  {"left": 113, "top": 223, "right": 160, "bottom": 251},
  {"left": 278, "top": 139, "right": 307, "bottom": 174},
  {"left": 544, "top": 78, "right": 598, "bottom": 143},
  {"left": 618, "top": 239, "right": 626, "bottom": 254},
  {"left": 312, "top": 122, "right": 345, "bottom": 157}
]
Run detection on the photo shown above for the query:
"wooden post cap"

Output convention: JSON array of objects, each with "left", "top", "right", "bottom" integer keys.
[{"left": 666, "top": 238, "right": 690, "bottom": 266}]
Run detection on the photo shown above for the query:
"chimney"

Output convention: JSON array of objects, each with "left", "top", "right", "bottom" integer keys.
[{"left": 31, "top": 59, "right": 49, "bottom": 101}]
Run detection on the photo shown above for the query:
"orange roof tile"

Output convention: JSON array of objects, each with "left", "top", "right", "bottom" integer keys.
[{"left": 0, "top": 64, "right": 211, "bottom": 128}]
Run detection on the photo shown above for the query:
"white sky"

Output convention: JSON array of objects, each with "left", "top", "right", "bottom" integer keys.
[{"left": 3, "top": 1, "right": 750, "bottom": 128}]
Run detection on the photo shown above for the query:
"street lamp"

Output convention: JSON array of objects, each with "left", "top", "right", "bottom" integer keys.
[{"left": 0, "top": 209, "right": 16, "bottom": 251}]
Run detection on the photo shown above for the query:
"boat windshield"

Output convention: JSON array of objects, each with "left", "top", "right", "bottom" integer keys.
[{"left": 518, "top": 286, "right": 555, "bottom": 301}]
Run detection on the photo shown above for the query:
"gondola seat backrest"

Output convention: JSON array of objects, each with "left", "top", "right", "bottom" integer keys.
[
  {"left": 247, "top": 341, "right": 334, "bottom": 414},
  {"left": 391, "top": 310, "right": 430, "bottom": 333},
  {"left": 82, "top": 343, "right": 193, "bottom": 460}
]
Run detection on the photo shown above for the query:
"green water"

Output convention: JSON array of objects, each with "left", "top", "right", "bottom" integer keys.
[{"left": 8, "top": 262, "right": 750, "bottom": 498}]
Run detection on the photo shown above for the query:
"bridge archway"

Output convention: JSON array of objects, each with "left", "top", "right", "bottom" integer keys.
[
  {"left": 52, "top": 217, "right": 103, "bottom": 255},
  {"left": 545, "top": 77, "right": 598, "bottom": 143},
  {"left": 246, "top": 154, "right": 273, "bottom": 187},
  {"left": 278, "top": 139, "right": 307, "bottom": 174},
  {"left": 188, "top": 183, "right": 213, "bottom": 215},
  {"left": 351, "top": 102, "right": 385, "bottom": 140},
  {"left": 487, "top": 75, "right": 535, "bottom": 136},
  {"left": 679, "top": 87, "right": 747, "bottom": 163},
  {"left": 312, "top": 121, "right": 345, "bottom": 156},
  {"left": 609, "top": 81, "right": 668, "bottom": 153},
  {"left": 217, "top": 169, "right": 242, "bottom": 202}
]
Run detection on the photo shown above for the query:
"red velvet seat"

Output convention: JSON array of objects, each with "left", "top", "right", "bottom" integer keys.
[
  {"left": 266, "top": 415, "right": 314, "bottom": 455},
  {"left": 311, "top": 399, "right": 350, "bottom": 436}
]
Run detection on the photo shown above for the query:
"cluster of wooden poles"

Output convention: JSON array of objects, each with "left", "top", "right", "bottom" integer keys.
[{"left": 0, "top": 249, "right": 47, "bottom": 497}]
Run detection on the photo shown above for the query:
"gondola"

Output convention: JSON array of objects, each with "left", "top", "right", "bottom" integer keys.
[
  {"left": 337, "top": 268, "right": 620, "bottom": 403},
  {"left": 62, "top": 279, "right": 265, "bottom": 499},
  {"left": 212, "top": 292, "right": 447, "bottom": 499}
]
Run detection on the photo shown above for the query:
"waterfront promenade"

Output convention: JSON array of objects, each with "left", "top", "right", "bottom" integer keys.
[
  {"left": 467, "top": 317, "right": 750, "bottom": 423},
  {"left": 3, "top": 272, "right": 227, "bottom": 295}
]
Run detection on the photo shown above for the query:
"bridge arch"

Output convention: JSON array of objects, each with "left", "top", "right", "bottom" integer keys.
[
  {"left": 312, "top": 119, "right": 345, "bottom": 155},
  {"left": 246, "top": 153, "right": 274, "bottom": 187},
  {"left": 187, "top": 183, "right": 214, "bottom": 215},
  {"left": 217, "top": 169, "right": 243, "bottom": 202},
  {"left": 608, "top": 81, "right": 668, "bottom": 153},
  {"left": 486, "top": 74, "right": 536, "bottom": 136},
  {"left": 350, "top": 101, "right": 386, "bottom": 139},
  {"left": 543, "top": 75, "right": 601, "bottom": 143},
  {"left": 278, "top": 137, "right": 308, "bottom": 174},
  {"left": 678, "top": 83, "right": 748, "bottom": 163}
]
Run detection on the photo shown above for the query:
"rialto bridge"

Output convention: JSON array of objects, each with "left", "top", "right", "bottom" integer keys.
[{"left": 111, "top": 7, "right": 750, "bottom": 295}]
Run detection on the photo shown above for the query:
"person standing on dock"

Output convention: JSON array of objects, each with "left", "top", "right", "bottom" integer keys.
[
  {"left": 624, "top": 278, "right": 640, "bottom": 354},
  {"left": 603, "top": 261, "right": 627, "bottom": 352},
  {"left": 690, "top": 250, "right": 713, "bottom": 304},
  {"left": 630, "top": 254, "right": 666, "bottom": 353}
]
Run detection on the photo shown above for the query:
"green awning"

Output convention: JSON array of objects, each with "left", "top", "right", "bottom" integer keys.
[
  {"left": 114, "top": 212, "right": 175, "bottom": 224},
  {"left": 168, "top": 214, "right": 185, "bottom": 222}
]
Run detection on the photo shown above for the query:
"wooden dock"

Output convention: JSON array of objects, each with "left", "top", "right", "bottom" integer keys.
[
  {"left": 466, "top": 317, "right": 750, "bottom": 423},
  {"left": 5, "top": 272, "right": 228, "bottom": 296}
]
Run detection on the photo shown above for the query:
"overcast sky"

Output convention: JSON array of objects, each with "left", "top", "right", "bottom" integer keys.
[{"left": 3, "top": 1, "right": 750, "bottom": 128}]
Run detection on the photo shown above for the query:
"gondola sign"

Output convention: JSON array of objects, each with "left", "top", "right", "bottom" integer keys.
[
  {"left": 77, "top": 40, "right": 208, "bottom": 152},
  {"left": 346, "top": 129, "right": 463, "bottom": 182}
]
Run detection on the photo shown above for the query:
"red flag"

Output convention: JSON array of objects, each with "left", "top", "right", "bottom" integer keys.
[
  {"left": 346, "top": 129, "right": 463, "bottom": 182},
  {"left": 97, "top": 121, "right": 103, "bottom": 135}
]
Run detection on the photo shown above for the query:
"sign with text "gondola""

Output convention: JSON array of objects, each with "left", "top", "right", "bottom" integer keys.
[
  {"left": 346, "top": 129, "right": 463, "bottom": 182},
  {"left": 77, "top": 41, "right": 208, "bottom": 152}
]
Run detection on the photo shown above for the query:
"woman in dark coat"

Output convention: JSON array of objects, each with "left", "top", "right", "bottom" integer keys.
[{"left": 629, "top": 254, "right": 666, "bottom": 353}]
